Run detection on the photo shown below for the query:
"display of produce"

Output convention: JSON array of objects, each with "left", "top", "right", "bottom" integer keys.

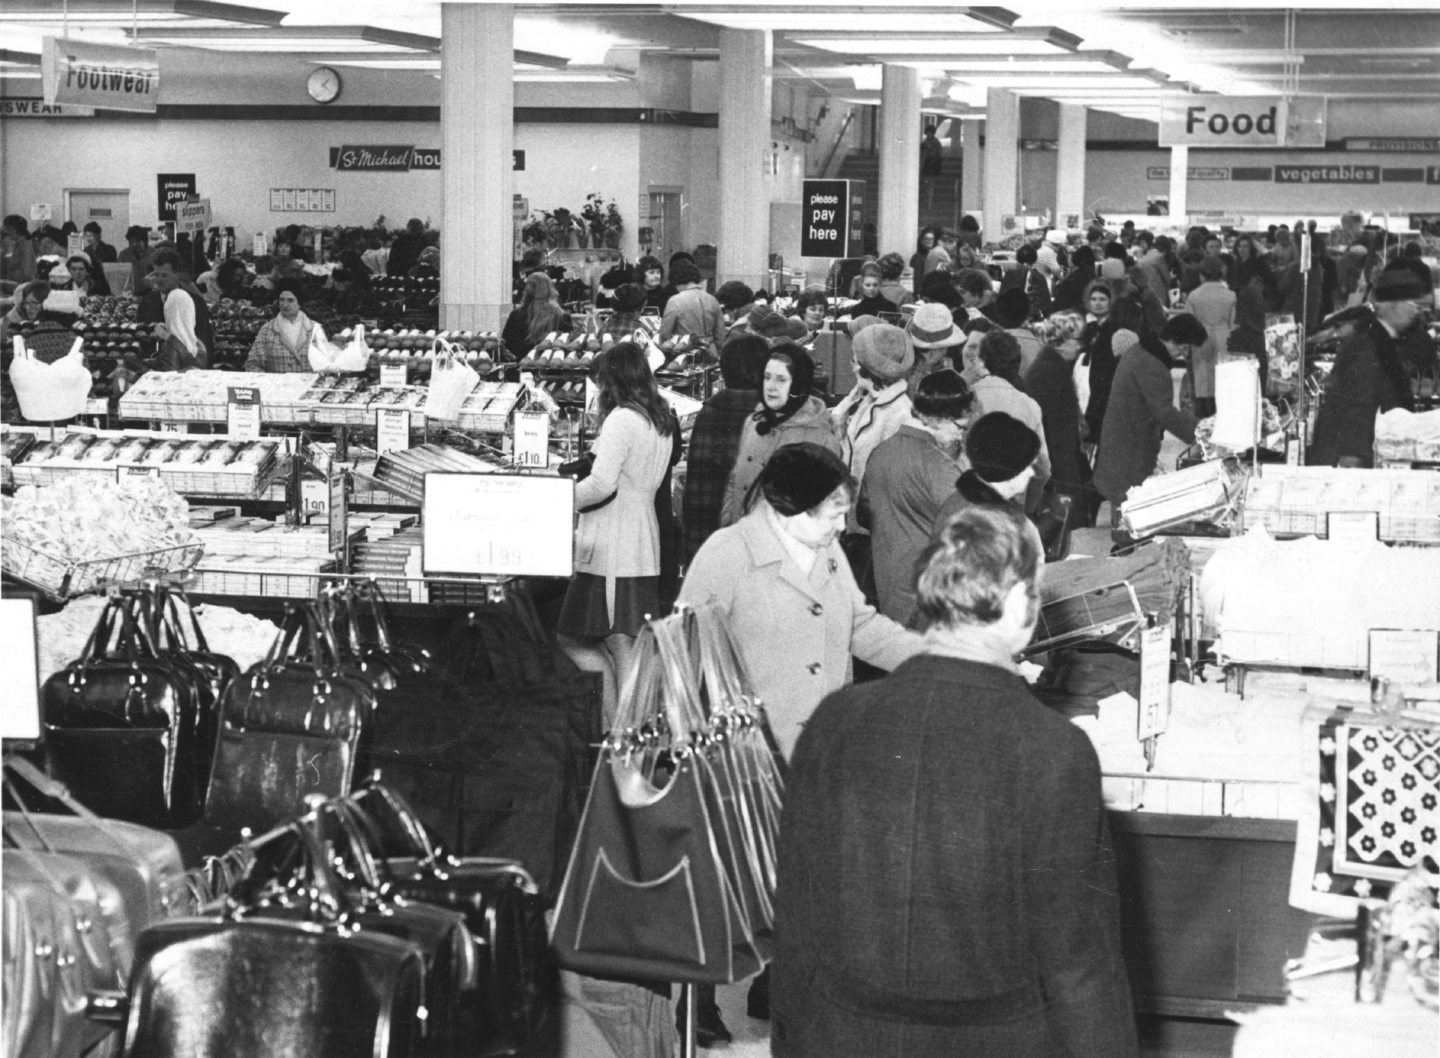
[
  {"left": 12, "top": 430, "right": 282, "bottom": 497},
  {"left": 2, "top": 474, "right": 203, "bottom": 597},
  {"left": 208, "top": 300, "right": 273, "bottom": 369},
  {"left": 337, "top": 326, "right": 504, "bottom": 367}
]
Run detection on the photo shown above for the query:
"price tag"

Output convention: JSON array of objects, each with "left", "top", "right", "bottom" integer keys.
[
  {"left": 226, "top": 385, "right": 262, "bottom": 441},
  {"left": 114, "top": 464, "right": 160, "bottom": 482},
  {"left": 300, "top": 478, "right": 329, "bottom": 518},
  {"left": 513, "top": 410, "right": 550, "bottom": 469},
  {"left": 1137, "top": 622, "right": 1173, "bottom": 741},
  {"left": 375, "top": 408, "right": 412, "bottom": 455},
  {"left": 1327, "top": 511, "right": 1378, "bottom": 542},
  {"left": 67, "top": 233, "right": 85, "bottom": 259},
  {"left": 423, "top": 472, "right": 576, "bottom": 578},
  {"left": 327, "top": 472, "right": 348, "bottom": 554},
  {"left": 1368, "top": 629, "right": 1439, "bottom": 686},
  {"left": 159, "top": 421, "right": 186, "bottom": 434},
  {"left": 0, "top": 597, "right": 41, "bottom": 742},
  {"left": 379, "top": 363, "right": 407, "bottom": 387}
]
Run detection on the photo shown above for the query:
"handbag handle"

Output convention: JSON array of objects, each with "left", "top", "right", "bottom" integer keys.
[
  {"left": 227, "top": 801, "right": 353, "bottom": 925},
  {"left": 351, "top": 774, "right": 443, "bottom": 867}
]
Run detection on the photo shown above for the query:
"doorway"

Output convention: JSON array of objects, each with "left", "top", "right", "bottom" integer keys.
[{"left": 64, "top": 188, "right": 130, "bottom": 248}]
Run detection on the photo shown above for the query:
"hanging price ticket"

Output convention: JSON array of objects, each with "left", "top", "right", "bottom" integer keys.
[{"left": 226, "top": 386, "right": 262, "bottom": 441}]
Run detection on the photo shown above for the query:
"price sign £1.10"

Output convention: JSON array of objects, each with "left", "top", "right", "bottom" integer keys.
[
  {"left": 513, "top": 410, "right": 550, "bottom": 469},
  {"left": 227, "top": 386, "right": 262, "bottom": 441}
]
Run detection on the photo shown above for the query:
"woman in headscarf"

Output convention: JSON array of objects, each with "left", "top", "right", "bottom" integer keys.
[
  {"left": 155, "top": 287, "right": 207, "bottom": 371},
  {"left": 501, "top": 271, "right": 572, "bottom": 361},
  {"left": 720, "top": 343, "right": 841, "bottom": 526},
  {"left": 243, "top": 278, "right": 319, "bottom": 372}
]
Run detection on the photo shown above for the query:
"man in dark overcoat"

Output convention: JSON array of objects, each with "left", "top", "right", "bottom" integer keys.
[{"left": 772, "top": 503, "right": 1137, "bottom": 1058}]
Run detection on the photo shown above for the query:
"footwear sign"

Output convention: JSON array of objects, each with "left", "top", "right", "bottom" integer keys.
[{"left": 41, "top": 37, "right": 158, "bottom": 113}]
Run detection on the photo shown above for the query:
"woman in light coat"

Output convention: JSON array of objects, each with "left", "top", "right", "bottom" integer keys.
[
  {"left": 556, "top": 341, "right": 675, "bottom": 723},
  {"left": 1182, "top": 254, "right": 1236, "bottom": 418},
  {"left": 682, "top": 443, "right": 923, "bottom": 760},
  {"left": 720, "top": 344, "right": 840, "bottom": 526}
]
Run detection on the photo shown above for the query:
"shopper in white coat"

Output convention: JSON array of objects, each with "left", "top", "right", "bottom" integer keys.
[
  {"left": 1182, "top": 255, "right": 1235, "bottom": 418},
  {"left": 556, "top": 341, "right": 676, "bottom": 723}
]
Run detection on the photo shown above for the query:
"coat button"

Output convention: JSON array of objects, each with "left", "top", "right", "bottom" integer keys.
[
  {"left": 809, "top": 602, "right": 823, "bottom": 616},
  {"left": 807, "top": 662, "right": 822, "bottom": 675}
]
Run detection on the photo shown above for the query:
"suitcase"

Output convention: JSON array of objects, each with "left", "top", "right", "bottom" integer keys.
[
  {"left": 4, "top": 756, "right": 188, "bottom": 931},
  {"left": 2, "top": 849, "right": 123, "bottom": 1058}
]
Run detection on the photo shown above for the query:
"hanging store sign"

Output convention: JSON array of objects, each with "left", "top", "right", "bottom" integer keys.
[
  {"left": 329, "top": 147, "right": 527, "bottom": 172},
  {"left": 1159, "top": 96, "right": 1326, "bottom": 149},
  {"left": 41, "top": 37, "right": 158, "bottom": 114},
  {"left": 1345, "top": 138, "right": 1440, "bottom": 152},
  {"left": 800, "top": 179, "right": 866, "bottom": 258},
  {"left": 175, "top": 197, "right": 211, "bottom": 235},
  {"left": 157, "top": 174, "right": 196, "bottom": 220},
  {"left": 1, "top": 98, "right": 95, "bottom": 118}
]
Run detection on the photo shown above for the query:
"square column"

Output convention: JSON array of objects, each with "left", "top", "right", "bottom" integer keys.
[
  {"left": 718, "top": 28, "right": 771, "bottom": 291},
  {"left": 982, "top": 88, "right": 1019, "bottom": 243},
  {"left": 1055, "top": 103, "right": 1087, "bottom": 222},
  {"left": 961, "top": 119, "right": 983, "bottom": 215},
  {"left": 1168, "top": 145, "right": 1189, "bottom": 221},
  {"left": 878, "top": 64, "right": 920, "bottom": 260},
  {"left": 440, "top": 3, "right": 514, "bottom": 333}
]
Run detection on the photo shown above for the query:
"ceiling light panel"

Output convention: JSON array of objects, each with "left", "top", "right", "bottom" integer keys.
[
  {"left": 682, "top": 12, "right": 1006, "bottom": 33},
  {"left": 793, "top": 37, "right": 1079, "bottom": 58}
]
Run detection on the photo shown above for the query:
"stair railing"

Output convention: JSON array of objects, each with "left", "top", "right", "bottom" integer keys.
[{"left": 820, "top": 107, "right": 857, "bottom": 179}]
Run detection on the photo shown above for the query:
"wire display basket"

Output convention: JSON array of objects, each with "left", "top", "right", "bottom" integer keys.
[{"left": 2, "top": 538, "right": 204, "bottom": 600}]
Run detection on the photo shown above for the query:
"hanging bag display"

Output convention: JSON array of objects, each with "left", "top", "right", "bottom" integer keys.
[
  {"left": 40, "top": 593, "right": 210, "bottom": 828},
  {"left": 351, "top": 776, "right": 557, "bottom": 1057},
  {"left": 199, "top": 601, "right": 375, "bottom": 838},
  {"left": 550, "top": 606, "right": 782, "bottom": 985},
  {"left": 425, "top": 338, "right": 480, "bottom": 423}
]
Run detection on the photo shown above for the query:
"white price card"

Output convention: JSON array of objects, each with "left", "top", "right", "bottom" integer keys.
[
  {"left": 423, "top": 472, "right": 575, "bottom": 578},
  {"left": 1327, "top": 510, "right": 1378, "bottom": 542},
  {"left": 1137, "top": 622, "right": 1173, "bottom": 741},
  {"left": 513, "top": 410, "right": 550, "bottom": 469},
  {"left": 159, "top": 421, "right": 186, "bottom": 434},
  {"left": 327, "top": 472, "right": 348, "bottom": 554},
  {"left": 300, "top": 478, "right": 329, "bottom": 518},
  {"left": 375, "top": 408, "right": 412, "bottom": 455},
  {"left": 379, "top": 363, "right": 407, "bottom": 387},
  {"left": 115, "top": 464, "right": 160, "bottom": 482},
  {"left": 226, "top": 385, "right": 262, "bottom": 441},
  {"left": 0, "top": 597, "right": 41, "bottom": 741},
  {"left": 1368, "top": 629, "right": 1439, "bottom": 686}
]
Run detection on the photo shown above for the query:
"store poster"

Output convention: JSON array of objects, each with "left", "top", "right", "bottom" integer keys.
[{"left": 1264, "top": 314, "right": 1301, "bottom": 403}]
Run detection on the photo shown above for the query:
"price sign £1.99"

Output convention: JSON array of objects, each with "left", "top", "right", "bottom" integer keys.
[{"left": 226, "top": 386, "right": 262, "bottom": 441}]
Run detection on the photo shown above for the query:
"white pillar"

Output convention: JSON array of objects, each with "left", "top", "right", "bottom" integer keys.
[
  {"left": 878, "top": 64, "right": 920, "bottom": 260},
  {"left": 440, "top": 3, "right": 513, "bottom": 332},
  {"left": 1055, "top": 104, "right": 1087, "bottom": 223},
  {"left": 960, "top": 120, "right": 983, "bottom": 216},
  {"left": 1168, "top": 145, "right": 1189, "bottom": 222},
  {"left": 982, "top": 88, "right": 1020, "bottom": 243},
  {"left": 718, "top": 28, "right": 771, "bottom": 291}
]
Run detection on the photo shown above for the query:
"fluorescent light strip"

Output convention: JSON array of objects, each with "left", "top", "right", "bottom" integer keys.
[
  {"left": 683, "top": 12, "right": 1006, "bottom": 33},
  {"left": 793, "top": 37, "right": 1077, "bottom": 57}
]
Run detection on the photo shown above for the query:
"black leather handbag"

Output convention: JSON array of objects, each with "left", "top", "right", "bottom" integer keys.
[
  {"left": 41, "top": 594, "right": 210, "bottom": 828},
  {"left": 200, "top": 602, "right": 376, "bottom": 838},
  {"left": 352, "top": 777, "right": 557, "bottom": 1056}
]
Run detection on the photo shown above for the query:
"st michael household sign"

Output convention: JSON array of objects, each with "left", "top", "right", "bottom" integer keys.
[{"left": 41, "top": 38, "right": 158, "bottom": 114}]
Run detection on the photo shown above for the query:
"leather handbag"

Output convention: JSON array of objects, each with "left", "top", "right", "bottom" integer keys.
[
  {"left": 550, "top": 607, "right": 782, "bottom": 985},
  {"left": 200, "top": 602, "right": 376, "bottom": 838},
  {"left": 352, "top": 777, "right": 557, "bottom": 1056},
  {"left": 41, "top": 594, "right": 210, "bottom": 828}
]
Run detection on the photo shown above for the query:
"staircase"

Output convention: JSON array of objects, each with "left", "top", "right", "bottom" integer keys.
[{"left": 833, "top": 151, "right": 966, "bottom": 246}]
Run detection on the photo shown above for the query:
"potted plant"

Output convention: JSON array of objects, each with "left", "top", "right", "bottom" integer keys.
[
  {"left": 543, "top": 207, "right": 587, "bottom": 249},
  {"left": 582, "top": 194, "right": 624, "bottom": 249}
]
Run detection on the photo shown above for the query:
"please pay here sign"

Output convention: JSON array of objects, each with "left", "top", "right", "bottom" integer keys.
[{"left": 800, "top": 179, "right": 866, "bottom": 258}]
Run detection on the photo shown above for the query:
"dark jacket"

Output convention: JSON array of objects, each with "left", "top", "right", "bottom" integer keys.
[
  {"left": 773, "top": 654, "right": 1137, "bottom": 1058},
  {"left": 1081, "top": 315, "right": 1123, "bottom": 441},
  {"left": 1050, "top": 268, "right": 1091, "bottom": 314},
  {"left": 1025, "top": 347, "right": 1092, "bottom": 490},
  {"left": 843, "top": 293, "right": 898, "bottom": 319},
  {"left": 681, "top": 387, "right": 759, "bottom": 563},
  {"left": 1092, "top": 335, "right": 1196, "bottom": 504},
  {"left": 1310, "top": 310, "right": 1414, "bottom": 467}
]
